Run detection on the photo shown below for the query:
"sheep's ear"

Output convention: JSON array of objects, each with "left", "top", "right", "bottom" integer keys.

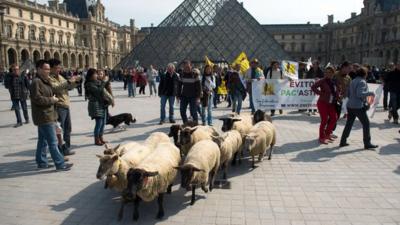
[
  {"left": 144, "top": 171, "right": 159, "bottom": 177},
  {"left": 232, "top": 118, "right": 242, "bottom": 122},
  {"left": 219, "top": 118, "right": 226, "bottom": 121},
  {"left": 192, "top": 167, "right": 206, "bottom": 172},
  {"left": 96, "top": 154, "right": 103, "bottom": 159},
  {"left": 189, "top": 127, "right": 198, "bottom": 134},
  {"left": 113, "top": 144, "right": 121, "bottom": 151}
]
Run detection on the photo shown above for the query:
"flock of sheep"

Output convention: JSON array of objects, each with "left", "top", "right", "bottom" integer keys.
[{"left": 95, "top": 110, "right": 276, "bottom": 221}]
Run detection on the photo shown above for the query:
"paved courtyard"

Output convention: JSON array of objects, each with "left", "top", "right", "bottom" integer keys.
[{"left": 0, "top": 82, "right": 399, "bottom": 225}]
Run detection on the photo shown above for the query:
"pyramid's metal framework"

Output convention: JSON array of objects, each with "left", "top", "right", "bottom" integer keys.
[{"left": 117, "top": 0, "right": 290, "bottom": 69}]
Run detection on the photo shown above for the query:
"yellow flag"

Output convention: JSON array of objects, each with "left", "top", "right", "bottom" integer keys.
[
  {"left": 204, "top": 56, "right": 214, "bottom": 67},
  {"left": 232, "top": 52, "right": 250, "bottom": 74}
]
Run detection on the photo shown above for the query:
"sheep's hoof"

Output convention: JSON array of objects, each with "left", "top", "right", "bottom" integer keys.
[
  {"left": 201, "top": 186, "right": 208, "bottom": 193},
  {"left": 156, "top": 211, "right": 164, "bottom": 219}
]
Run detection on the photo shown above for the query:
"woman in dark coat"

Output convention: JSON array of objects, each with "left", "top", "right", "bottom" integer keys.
[{"left": 84, "top": 68, "right": 114, "bottom": 146}]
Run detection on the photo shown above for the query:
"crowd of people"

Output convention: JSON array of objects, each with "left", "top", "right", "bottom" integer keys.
[{"left": 1, "top": 57, "right": 399, "bottom": 171}]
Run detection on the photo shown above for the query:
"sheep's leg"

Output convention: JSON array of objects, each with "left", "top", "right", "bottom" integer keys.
[
  {"left": 190, "top": 185, "right": 196, "bottom": 205},
  {"left": 156, "top": 193, "right": 165, "bottom": 219},
  {"left": 133, "top": 195, "right": 141, "bottom": 221},
  {"left": 209, "top": 168, "right": 217, "bottom": 192},
  {"left": 231, "top": 152, "right": 238, "bottom": 166},
  {"left": 201, "top": 183, "right": 208, "bottom": 193},
  {"left": 104, "top": 180, "right": 108, "bottom": 189},
  {"left": 268, "top": 146, "right": 274, "bottom": 160},
  {"left": 252, "top": 156, "right": 255, "bottom": 169},
  {"left": 118, "top": 198, "right": 127, "bottom": 221},
  {"left": 223, "top": 162, "right": 228, "bottom": 180},
  {"left": 167, "top": 184, "right": 172, "bottom": 194},
  {"left": 258, "top": 152, "right": 264, "bottom": 162}
]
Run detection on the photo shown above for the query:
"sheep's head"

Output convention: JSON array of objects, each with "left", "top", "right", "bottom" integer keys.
[
  {"left": 124, "top": 168, "right": 159, "bottom": 198},
  {"left": 253, "top": 110, "right": 266, "bottom": 124},
  {"left": 96, "top": 154, "right": 120, "bottom": 180},
  {"left": 175, "top": 164, "right": 205, "bottom": 191},
  {"left": 179, "top": 127, "right": 198, "bottom": 146},
  {"left": 244, "top": 135, "right": 257, "bottom": 153},
  {"left": 103, "top": 144, "right": 121, "bottom": 155},
  {"left": 169, "top": 125, "right": 182, "bottom": 146},
  {"left": 219, "top": 118, "right": 241, "bottom": 132}
]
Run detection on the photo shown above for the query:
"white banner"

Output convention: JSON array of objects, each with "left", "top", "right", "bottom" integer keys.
[
  {"left": 252, "top": 79, "right": 318, "bottom": 110},
  {"left": 252, "top": 80, "right": 383, "bottom": 118}
]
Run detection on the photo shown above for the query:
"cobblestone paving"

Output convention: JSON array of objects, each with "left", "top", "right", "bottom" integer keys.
[{"left": 0, "top": 82, "right": 399, "bottom": 225}]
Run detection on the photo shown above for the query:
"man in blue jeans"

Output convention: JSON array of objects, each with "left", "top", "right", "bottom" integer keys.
[
  {"left": 49, "top": 59, "right": 79, "bottom": 156},
  {"left": 158, "top": 63, "right": 179, "bottom": 125},
  {"left": 178, "top": 60, "right": 202, "bottom": 125},
  {"left": 5, "top": 64, "right": 30, "bottom": 127},
  {"left": 30, "top": 60, "right": 73, "bottom": 171}
]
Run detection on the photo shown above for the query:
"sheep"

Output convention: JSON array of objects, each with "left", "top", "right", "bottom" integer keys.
[
  {"left": 123, "top": 142, "right": 181, "bottom": 221},
  {"left": 168, "top": 121, "right": 197, "bottom": 147},
  {"left": 212, "top": 130, "right": 243, "bottom": 179},
  {"left": 219, "top": 114, "right": 253, "bottom": 138},
  {"left": 179, "top": 126, "right": 219, "bottom": 156},
  {"left": 99, "top": 133, "right": 171, "bottom": 190},
  {"left": 175, "top": 140, "right": 220, "bottom": 205},
  {"left": 244, "top": 121, "right": 277, "bottom": 169},
  {"left": 96, "top": 144, "right": 153, "bottom": 192},
  {"left": 253, "top": 109, "right": 273, "bottom": 124}
]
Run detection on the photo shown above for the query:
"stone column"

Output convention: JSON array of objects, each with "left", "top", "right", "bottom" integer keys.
[{"left": 0, "top": 6, "right": 5, "bottom": 70}]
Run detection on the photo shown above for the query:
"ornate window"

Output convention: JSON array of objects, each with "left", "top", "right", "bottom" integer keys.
[
  {"left": 58, "top": 34, "right": 63, "bottom": 44},
  {"left": 41, "top": 15, "right": 44, "bottom": 22},
  {"left": 18, "top": 9, "right": 23, "bottom": 18},
  {"left": 50, "top": 32, "right": 55, "bottom": 43},
  {"left": 58, "top": 19, "right": 62, "bottom": 26},
  {"left": 30, "top": 12, "right": 34, "bottom": 20},
  {"left": 29, "top": 28, "right": 36, "bottom": 40},
  {"left": 5, "top": 24, "right": 13, "bottom": 38},
  {"left": 18, "top": 26, "right": 25, "bottom": 39},
  {"left": 50, "top": 17, "right": 53, "bottom": 24}
]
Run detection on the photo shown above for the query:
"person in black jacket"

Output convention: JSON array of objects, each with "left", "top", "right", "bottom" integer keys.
[
  {"left": 158, "top": 63, "right": 180, "bottom": 125},
  {"left": 5, "top": 64, "right": 30, "bottom": 127},
  {"left": 387, "top": 63, "right": 400, "bottom": 124},
  {"left": 177, "top": 60, "right": 202, "bottom": 125}
]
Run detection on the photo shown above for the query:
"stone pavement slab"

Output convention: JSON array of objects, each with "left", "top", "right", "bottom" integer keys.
[{"left": 0, "top": 82, "right": 399, "bottom": 225}]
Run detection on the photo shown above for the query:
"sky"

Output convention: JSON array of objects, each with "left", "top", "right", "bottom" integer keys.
[{"left": 37, "top": 0, "right": 364, "bottom": 28}]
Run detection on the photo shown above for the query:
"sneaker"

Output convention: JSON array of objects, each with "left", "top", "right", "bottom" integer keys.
[
  {"left": 37, "top": 164, "right": 54, "bottom": 169},
  {"left": 56, "top": 163, "right": 73, "bottom": 171},
  {"left": 339, "top": 142, "right": 350, "bottom": 148},
  {"left": 64, "top": 151, "right": 76, "bottom": 156},
  {"left": 364, "top": 144, "right": 378, "bottom": 150},
  {"left": 388, "top": 112, "right": 393, "bottom": 120},
  {"left": 25, "top": 120, "right": 30, "bottom": 124},
  {"left": 169, "top": 119, "right": 176, "bottom": 124},
  {"left": 159, "top": 121, "right": 165, "bottom": 125},
  {"left": 13, "top": 123, "right": 23, "bottom": 128}
]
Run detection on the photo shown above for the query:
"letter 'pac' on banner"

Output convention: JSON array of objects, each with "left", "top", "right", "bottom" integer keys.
[{"left": 252, "top": 79, "right": 318, "bottom": 110}]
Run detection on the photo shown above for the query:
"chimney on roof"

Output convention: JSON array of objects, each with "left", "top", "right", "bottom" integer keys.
[
  {"left": 351, "top": 12, "right": 357, "bottom": 18},
  {"left": 48, "top": 0, "right": 59, "bottom": 10},
  {"left": 328, "top": 15, "right": 334, "bottom": 24}
]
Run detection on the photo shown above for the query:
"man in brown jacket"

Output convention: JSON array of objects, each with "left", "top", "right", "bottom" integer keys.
[
  {"left": 48, "top": 59, "right": 79, "bottom": 155},
  {"left": 31, "top": 60, "right": 73, "bottom": 171}
]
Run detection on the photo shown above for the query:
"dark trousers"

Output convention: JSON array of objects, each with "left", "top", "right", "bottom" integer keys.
[
  {"left": 383, "top": 89, "right": 389, "bottom": 109},
  {"left": 139, "top": 85, "right": 146, "bottom": 94},
  {"left": 340, "top": 108, "right": 371, "bottom": 146},
  {"left": 390, "top": 92, "right": 400, "bottom": 120},
  {"left": 57, "top": 107, "right": 72, "bottom": 150},
  {"left": 77, "top": 83, "right": 82, "bottom": 96},
  {"left": 180, "top": 97, "right": 198, "bottom": 124},
  {"left": 332, "top": 101, "right": 342, "bottom": 131},
  {"left": 12, "top": 99, "right": 29, "bottom": 124}
]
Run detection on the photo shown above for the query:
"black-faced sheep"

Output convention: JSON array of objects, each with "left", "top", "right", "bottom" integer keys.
[
  {"left": 179, "top": 126, "right": 219, "bottom": 156},
  {"left": 168, "top": 121, "right": 197, "bottom": 147},
  {"left": 175, "top": 140, "right": 220, "bottom": 205},
  {"left": 244, "top": 121, "right": 276, "bottom": 168},
  {"left": 123, "top": 142, "right": 181, "bottom": 221},
  {"left": 253, "top": 109, "right": 273, "bottom": 124}
]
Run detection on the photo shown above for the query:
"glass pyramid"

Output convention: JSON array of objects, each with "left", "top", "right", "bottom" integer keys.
[{"left": 117, "top": 0, "right": 290, "bottom": 69}]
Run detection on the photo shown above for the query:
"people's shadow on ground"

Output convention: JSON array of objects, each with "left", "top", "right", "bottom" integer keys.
[
  {"left": 379, "top": 138, "right": 400, "bottom": 155},
  {"left": 0, "top": 123, "right": 15, "bottom": 128},
  {"left": 394, "top": 166, "right": 400, "bottom": 175},
  {"left": 51, "top": 181, "right": 193, "bottom": 225},
  {"left": 0, "top": 159, "right": 56, "bottom": 179},
  {"left": 3, "top": 149, "right": 35, "bottom": 157},
  {"left": 290, "top": 146, "right": 367, "bottom": 163},
  {"left": 274, "top": 139, "right": 321, "bottom": 155}
]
